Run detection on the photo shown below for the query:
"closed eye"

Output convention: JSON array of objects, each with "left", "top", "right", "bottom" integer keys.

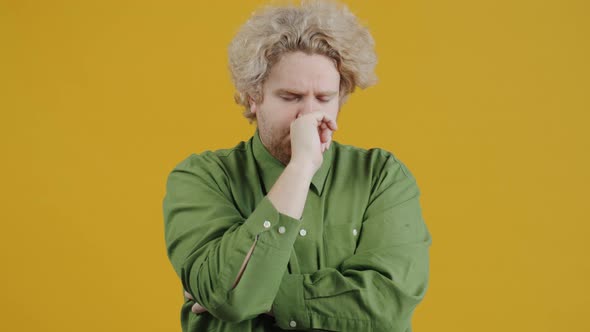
[{"left": 280, "top": 95, "right": 300, "bottom": 102}]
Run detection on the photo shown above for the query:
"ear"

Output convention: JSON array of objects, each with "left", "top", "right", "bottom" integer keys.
[{"left": 248, "top": 96, "right": 257, "bottom": 114}]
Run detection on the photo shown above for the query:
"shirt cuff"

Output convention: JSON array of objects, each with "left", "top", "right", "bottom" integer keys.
[
  {"left": 219, "top": 195, "right": 302, "bottom": 297},
  {"left": 213, "top": 195, "right": 306, "bottom": 315},
  {"left": 240, "top": 195, "right": 302, "bottom": 251},
  {"left": 272, "top": 273, "right": 310, "bottom": 330}
]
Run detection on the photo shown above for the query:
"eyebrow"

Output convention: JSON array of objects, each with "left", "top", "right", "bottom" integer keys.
[{"left": 273, "top": 88, "right": 338, "bottom": 97}]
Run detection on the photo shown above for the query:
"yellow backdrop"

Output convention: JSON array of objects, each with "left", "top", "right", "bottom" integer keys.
[{"left": 2, "top": 0, "right": 588, "bottom": 331}]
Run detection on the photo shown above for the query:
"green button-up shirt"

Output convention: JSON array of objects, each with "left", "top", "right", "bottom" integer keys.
[{"left": 162, "top": 129, "right": 432, "bottom": 331}]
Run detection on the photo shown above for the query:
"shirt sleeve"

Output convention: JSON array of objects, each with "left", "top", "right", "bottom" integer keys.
[
  {"left": 163, "top": 153, "right": 301, "bottom": 323},
  {"left": 271, "top": 154, "right": 433, "bottom": 331}
]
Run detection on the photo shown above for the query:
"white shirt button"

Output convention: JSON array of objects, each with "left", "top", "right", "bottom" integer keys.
[
  {"left": 289, "top": 320, "right": 297, "bottom": 327},
  {"left": 263, "top": 220, "right": 271, "bottom": 229},
  {"left": 278, "top": 226, "right": 286, "bottom": 234},
  {"left": 352, "top": 228, "right": 358, "bottom": 236},
  {"left": 299, "top": 229, "right": 307, "bottom": 237}
]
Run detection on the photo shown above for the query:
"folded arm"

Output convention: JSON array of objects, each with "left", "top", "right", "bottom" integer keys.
[
  {"left": 271, "top": 155, "right": 433, "bottom": 331},
  {"left": 163, "top": 153, "right": 313, "bottom": 323}
]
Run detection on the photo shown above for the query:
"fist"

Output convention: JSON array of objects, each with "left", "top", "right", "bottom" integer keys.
[{"left": 289, "top": 112, "right": 338, "bottom": 172}]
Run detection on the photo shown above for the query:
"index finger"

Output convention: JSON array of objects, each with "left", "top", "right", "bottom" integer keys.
[
  {"left": 313, "top": 112, "right": 338, "bottom": 131},
  {"left": 184, "top": 290, "right": 195, "bottom": 300}
]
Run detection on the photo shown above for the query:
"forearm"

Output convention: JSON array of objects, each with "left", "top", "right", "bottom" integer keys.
[
  {"left": 272, "top": 247, "right": 431, "bottom": 331},
  {"left": 165, "top": 164, "right": 304, "bottom": 323},
  {"left": 181, "top": 195, "right": 302, "bottom": 322},
  {"left": 233, "top": 160, "right": 314, "bottom": 287},
  {"left": 209, "top": 161, "right": 313, "bottom": 319},
  {"left": 267, "top": 161, "right": 315, "bottom": 220},
  {"left": 271, "top": 159, "right": 432, "bottom": 331},
  {"left": 182, "top": 164, "right": 315, "bottom": 322}
]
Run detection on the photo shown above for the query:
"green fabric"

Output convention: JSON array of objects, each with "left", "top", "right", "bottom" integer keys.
[{"left": 163, "top": 128, "right": 432, "bottom": 331}]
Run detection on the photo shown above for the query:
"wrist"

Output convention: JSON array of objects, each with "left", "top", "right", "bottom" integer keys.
[{"left": 286, "top": 159, "right": 316, "bottom": 181}]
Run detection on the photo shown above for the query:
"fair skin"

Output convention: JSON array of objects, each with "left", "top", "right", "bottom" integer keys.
[{"left": 184, "top": 51, "right": 340, "bottom": 317}]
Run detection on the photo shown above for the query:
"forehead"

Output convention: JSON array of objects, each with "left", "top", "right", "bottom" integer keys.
[{"left": 265, "top": 52, "right": 340, "bottom": 90}]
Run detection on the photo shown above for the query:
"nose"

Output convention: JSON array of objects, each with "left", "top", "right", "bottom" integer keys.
[{"left": 297, "top": 97, "right": 318, "bottom": 117}]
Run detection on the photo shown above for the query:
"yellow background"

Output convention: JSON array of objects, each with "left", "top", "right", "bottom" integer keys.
[{"left": 1, "top": 0, "right": 589, "bottom": 331}]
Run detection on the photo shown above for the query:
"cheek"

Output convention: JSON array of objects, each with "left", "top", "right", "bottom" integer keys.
[
  {"left": 323, "top": 104, "right": 339, "bottom": 119},
  {"left": 273, "top": 111, "right": 297, "bottom": 132},
  {"left": 262, "top": 111, "right": 293, "bottom": 138}
]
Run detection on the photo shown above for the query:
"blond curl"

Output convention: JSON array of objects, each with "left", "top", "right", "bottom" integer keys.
[{"left": 228, "top": 0, "right": 378, "bottom": 123}]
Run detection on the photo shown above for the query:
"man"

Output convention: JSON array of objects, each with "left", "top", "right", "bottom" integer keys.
[{"left": 162, "top": 1, "right": 432, "bottom": 331}]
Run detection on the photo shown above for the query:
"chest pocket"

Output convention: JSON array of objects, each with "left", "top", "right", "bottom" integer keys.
[{"left": 323, "top": 223, "right": 361, "bottom": 268}]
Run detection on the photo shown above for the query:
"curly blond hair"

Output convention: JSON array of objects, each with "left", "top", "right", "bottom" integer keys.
[{"left": 228, "top": 0, "right": 378, "bottom": 123}]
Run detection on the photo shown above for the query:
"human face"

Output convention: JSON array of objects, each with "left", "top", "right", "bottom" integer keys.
[{"left": 250, "top": 51, "right": 341, "bottom": 165}]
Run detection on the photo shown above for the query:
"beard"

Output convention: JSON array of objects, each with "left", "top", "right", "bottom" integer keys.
[
  {"left": 256, "top": 107, "right": 296, "bottom": 166},
  {"left": 258, "top": 121, "right": 292, "bottom": 166},
  {"left": 265, "top": 133, "right": 291, "bottom": 166}
]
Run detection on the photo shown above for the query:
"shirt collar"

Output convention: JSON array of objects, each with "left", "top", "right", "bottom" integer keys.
[{"left": 251, "top": 127, "right": 334, "bottom": 196}]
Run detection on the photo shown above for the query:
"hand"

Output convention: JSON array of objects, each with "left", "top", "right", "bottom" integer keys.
[
  {"left": 183, "top": 290, "right": 274, "bottom": 317},
  {"left": 184, "top": 290, "right": 208, "bottom": 314},
  {"left": 289, "top": 111, "right": 338, "bottom": 172}
]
